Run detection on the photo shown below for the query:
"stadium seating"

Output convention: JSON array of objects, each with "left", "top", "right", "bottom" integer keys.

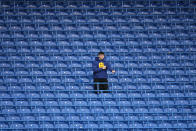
[{"left": 0, "top": 0, "right": 195, "bottom": 130}]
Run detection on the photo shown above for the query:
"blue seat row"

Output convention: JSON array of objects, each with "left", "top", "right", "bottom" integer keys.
[{"left": 0, "top": 122, "right": 195, "bottom": 129}]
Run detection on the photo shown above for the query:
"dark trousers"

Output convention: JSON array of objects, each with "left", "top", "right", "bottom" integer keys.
[{"left": 93, "top": 78, "right": 108, "bottom": 94}]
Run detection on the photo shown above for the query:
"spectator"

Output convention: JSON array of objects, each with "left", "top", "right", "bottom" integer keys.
[{"left": 92, "top": 52, "right": 115, "bottom": 93}]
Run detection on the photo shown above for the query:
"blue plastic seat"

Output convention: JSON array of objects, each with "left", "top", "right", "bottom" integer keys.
[
  {"left": 96, "top": 115, "right": 109, "bottom": 121},
  {"left": 91, "top": 107, "right": 104, "bottom": 113},
  {"left": 125, "top": 115, "right": 138, "bottom": 120},
  {"left": 172, "top": 115, "right": 183, "bottom": 120},
  {"left": 52, "top": 116, "right": 65, "bottom": 121},
  {"left": 7, "top": 116, "right": 20, "bottom": 121},
  {"left": 149, "top": 108, "right": 163, "bottom": 113},
  {"left": 50, "top": 85, "right": 64, "bottom": 90},
  {"left": 119, "top": 78, "right": 132, "bottom": 83},
  {"left": 0, "top": 62, "right": 11, "bottom": 67},
  {"left": 62, "top": 108, "right": 75, "bottom": 113},
  {"left": 30, "top": 101, "right": 43, "bottom": 106},
  {"left": 37, "top": 116, "right": 50, "bottom": 121},
  {"left": 63, "top": 78, "right": 75, "bottom": 83},
  {"left": 84, "top": 124, "right": 98, "bottom": 128},
  {"left": 135, "top": 107, "right": 148, "bottom": 113},
  {"left": 133, "top": 100, "right": 146, "bottom": 105},
  {"left": 146, "top": 100, "right": 160, "bottom": 105},
  {"left": 81, "top": 115, "right": 94, "bottom": 121},
  {"left": 59, "top": 100, "right": 72, "bottom": 106},
  {"left": 84, "top": 93, "right": 97, "bottom": 98},
  {"left": 70, "top": 123, "right": 84, "bottom": 129},
  {"left": 73, "top": 71, "right": 85, "bottom": 75},
  {"left": 99, "top": 123, "right": 113, "bottom": 128},
  {"left": 190, "top": 100, "right": 196, "bottom": 105},
  {"left": 130, "top": 68, "right": 143, "bottom": 75},
  {"left": 45, "top": 101, "right": 58, "bottom": 106},
  {"left": 47, "top": 108, "right": 61, "bottom": 113},
  {"left": 0, "top": 123, "right": 8, "bottom": 128},
  {"left": 0, "top": 93, "right": 10, "bottom": 98},
  {"left": 173, "top": 122, "right": 187, "bottom": 128},
  {"left": 0, "top": 117, "right": 6, "bottom": 121},
  {"left": 117, "top": 100, "right": 130, "bottom": 106},
  {"left": 70, "top": 93, "right": 83, "bottom": 98},
  {"left": 89, "top": 101, "right": 102, "bottom": 106},
  {"left": 66, "top": 115, "right": 80, "bottom": 121},
  {"left": 103, "top": 101, "right": 116, "bottom": 106},
  {"left": 154, "top": 115, "right": 168, "bottom": 120},
  {"left": 111, "top": 115, "right": 124, "bottom": 121},
  {"left": 164, "top": 108, "right": 178, "bottom": 113},
  {"left": 74, "top": 101, "right": 87, "bottom": 106},
  {"left": 55, "top": 124, "right": 69, "bottom": 128},
  {"left": 176, "top": 100, "right": 189, "bottom": 105},
  {"left": 22, "top": 116, "right": 35, "bottom": 121},
  {"left": 10, "top": 123, "right": 24, "bottom": 129},
  {"left": 19, "top": 78, "right": 32, "bottom": 83},
  {"left": 158, "top": 92, "right": 170, "bottom": 97},
  {"left": 40, "top": 123, "right": 54, "bottom": 128},
  {"left": 99, "top": 93, "right": 112, "bottom": 98},
  {"left": 161, "top": 100, "right": 175, "bottom": 105},
  {"left": 142, "top": 115, "right": 153, "bottom": 121},
  {"left": 32, "top": 108, "right": 46, "bottom": 113},
  {"left": 15, "top": 101, "right": 28, "bottom": 106},
  {"left": 186, "top": 92, "right": 196, "bottom": 97},
  {"left": 41, "top": 93, "right": 55, "bottom": 98},
  {"left": 129, "top": 122, "right": 143, "bottom": 128},
  {"left": 59, "top": 70, "right": 71, "bottom": 75},
  {"left": 27, "top": 93, "right": 40, "bottom": 98},
  {"left": 67, "top": 86, "right": 80, "bottom": 90},
  {"left": 2, "top": 108, "right": 16, "bottom": 113},
  {"left": 106, "top": 108, "right": 119, "bottom": 113},
  {"left": 5, "top": 78, "right": 17, "bottom": 83}
]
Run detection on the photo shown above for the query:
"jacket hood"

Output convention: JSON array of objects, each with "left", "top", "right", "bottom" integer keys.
[{"left": 95, "top": 57, "right": 106, "bottom": 61}]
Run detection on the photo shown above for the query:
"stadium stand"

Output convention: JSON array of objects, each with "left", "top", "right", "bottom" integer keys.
[{"left": 0, "top": 0, "right": 195, "bottom": 130}]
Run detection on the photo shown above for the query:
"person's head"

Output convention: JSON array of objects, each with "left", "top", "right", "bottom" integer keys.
[{"left": 98, "top": 51, "right": 104, "bottom": 60}]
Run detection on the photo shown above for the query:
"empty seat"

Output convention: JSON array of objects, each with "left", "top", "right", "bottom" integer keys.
[
  {"left": 0, "top": 93, "right": 10, "bottom": 98},
  {"left": 15, "top": 101, "right": 28, "bottom": 106},
  {"left": 55, "top": 124, "right": 69, "bottom": 128},
  {"left": 47, "top": 108, "right": 61, "bottom": 113},
  {"left": 91, "top": 107, "right": 104, "bottom": 113},
  {"left": 70, "top": 123, "right": 84, "bottom": 128},
  {"left": 22, "top": 116, "right": 35, "bottom": 121},
  {"left": 52, "top": 116, "right": 65, "bottom": 121},
  {"left": 7, "top": 116, "right": 20, "bottom": 121},
  {"left": 30, "top": 101, "right": 43, "bottom": 106},
  {"left": 120, "top": 107, "right": 134, "bottom": 113},
  {"left": 45, "top": 101, "right": 58, "bottom": 106},
  {"left": 0, "top": 123, "right": 8, "bottom": 128},
  {"left": 99, "top": 123, "right": 113, "bottom": 128},
  {"left": 81, "top": 115, "right": 94, "bottom": 121},
  {"left": 32, "top": 108, "right": 46, "bottom": 113},
  {"left": 106, "top": 108, "right": 119, "bottom": 113},
  {"left": 2, "top": 108, "right": 16, "bottom": 113},
  {"left": 125, "top": 115, "right": 139, "bottom": 120},
  {"left": 62, "top": 108, "right": 75, "bottom": 113},
  {"left": 37, "top": 116, "right": 50, "bottom": 121},
  {"left": 66, "top": 115, "right": 80, "bottom": 121},
  {"left": 103, "top": 101, "right": 116, "bottom": 106},
  {"left": 129, "top": 122, "right": 143, "bottom": 128},
  {"left": 40, "top": 123, "right": 54, "bottom": 128},
  {"left": 10, "top": 123, "right": 24, "bottom": 129},
  {"left": 41, "top": 93, "right": 55, "bottom": 98}
]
